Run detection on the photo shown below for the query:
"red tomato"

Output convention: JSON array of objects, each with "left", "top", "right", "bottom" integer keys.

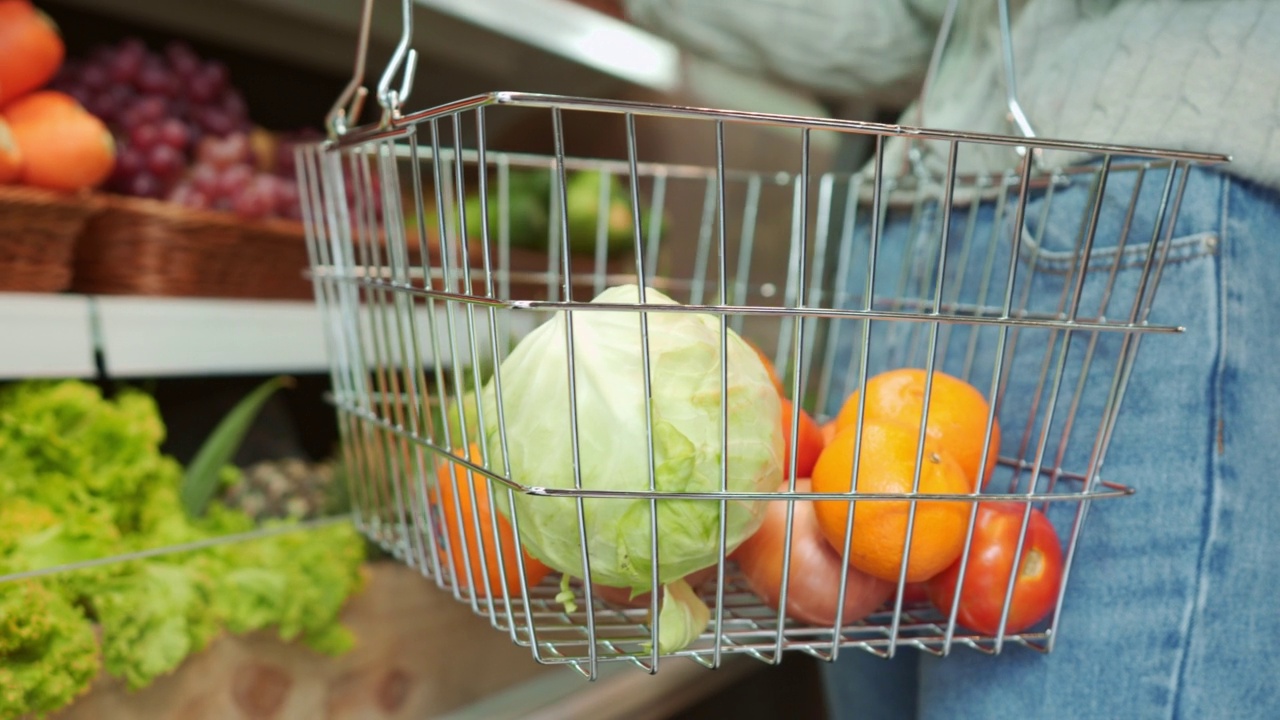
[
  {"left": 925, "top": 502, "right": 1064, "bottom": 636},
  {"left": 780, "top": 398, "right": 824, "bottom": 480},
  {"left": 894, "top": 581, "right": 932, "bottom": 607},
  {"left": 735, "top": 479, "right": 894, "bottom": 626}
]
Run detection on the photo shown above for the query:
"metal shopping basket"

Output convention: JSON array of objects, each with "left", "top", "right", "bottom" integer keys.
[{"left": 296, "top": 0, "right": 1228, "bottom": 678}]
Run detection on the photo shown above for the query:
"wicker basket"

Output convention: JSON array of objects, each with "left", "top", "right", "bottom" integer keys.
[
  {"left": 72, "top": 194, "right": 316, "bottom": 301},
  {"left": 72, "top": 193, "right": 635, "bottom": 302},
  {"left": 0, "top": 184, "right": 101, "bottom": 293}
]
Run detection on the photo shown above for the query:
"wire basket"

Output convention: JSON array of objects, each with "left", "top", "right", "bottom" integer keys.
[{"left": 297, "top": 0, "right": 1227, "bottom": 680}]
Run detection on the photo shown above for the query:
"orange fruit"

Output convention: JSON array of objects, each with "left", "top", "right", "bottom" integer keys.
[
  {"left": 0, "top": 118, "right": 20, "bottom": 183},
  {"left": 0, "top": 1, "right": 65, "bottom": 107},
  {"left": 2, "top": 88, "right": 77, "bottom": 121},
  {"left": 811, "top": 420, "right": 972, "bottom": 583},
  {"left": 433, "top": 444, "right": 550, "bottom": 597},
  {"left": 780, "top": 398, "right": 824, "bottom": 479},
  {"left": 835, "top": 368, "right": 1000, "bottom": 489},
  {"left": 820, "top": 419, "right": 839, "bottom": 447},
  {"left": 746, "top": 338, "right": 786, "bottom": 396},
  {"left": 3, "top": 91, "right": 115, "bottom": 191}
]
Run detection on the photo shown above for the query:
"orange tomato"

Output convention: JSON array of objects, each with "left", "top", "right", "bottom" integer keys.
[
  {"left": 745, "top": 338, "right": 786, "bottom": 396},
  {"left": 433, "top": 444, "right": 550, "bottom": 597},
  {"left": 811, "top": 420, "right": 972, "bottom": 583},
  {"left": 3, "top": 91, "right": 115, "bottom": 191},
  {"left": 835, "top": 368, "right": 1000, "bottom": 490},
  {"left": 0, "top": 1, "right": 65, "bottom": 107},
  {"left": 780, "top": 398, "right": 824, "bottom": 480}
]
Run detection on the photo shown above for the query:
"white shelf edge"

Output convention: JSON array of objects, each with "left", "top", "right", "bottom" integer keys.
[
  {"left": 416, "top": 0, "right": 681, "bottom": 92},
  {"left": 0, "top": 294, "right": 97, "bottom": 379},
  {"left": 1, "top": 294, "right": 541, "bottom": 380}
]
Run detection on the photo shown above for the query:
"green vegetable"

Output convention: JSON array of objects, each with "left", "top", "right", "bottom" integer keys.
[
  {"left": 0, "top": 381, "right": 367, "bottom": 713},
  {"left": 0, "top": 581, "right": 100, "bottom": 719},
  {"left": 653, "top": 579, "right": 711, "bottom": 655},
  {"left": 0, "top": 381, "right": 177, "bottom": 537},
  {"left": 182, "top": 376, "right": 293, "bottom": 518},
  {"left": 433, "top": 390, "right": 482, "bottom": 448},
  {"left": 90, "top": 561, "right": 221, "bottom": 690},
  {"left": 202, "top": 516, "right": 365, "bottom": 655},
  {"left": 430, "top": 169, "right": 659, "bottom": 259},
  {"left": 480, "top": 285, "right": 783, "bottom": 652},
  {"left": 462, "top": 170, "right": 551, "bottom": 251},
  {"left": 563, "top": 169, "right": 636, "bottom": 256}
]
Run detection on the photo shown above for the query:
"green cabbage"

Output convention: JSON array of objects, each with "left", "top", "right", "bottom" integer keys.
[{"left": 480, "top": 285, "right": 782, "bottom": 651}]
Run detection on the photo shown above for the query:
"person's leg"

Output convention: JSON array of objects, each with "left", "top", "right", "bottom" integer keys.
[
  {"left": 915, "top": 169, "right": 1280, "bottom": 719},
  {"left": 816, "top": 199, "right": 931, "bottom": 720},
  {"left": 821, "top": 649, "right": 919, "bottom": 719}
]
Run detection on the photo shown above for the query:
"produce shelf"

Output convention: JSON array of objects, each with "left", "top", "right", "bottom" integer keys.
[
  {"left": 47, "top": 0, "right": 680, "bottom": 95},
  {"left": 0, "top": 293, "right": 539, "bottom": 379},
  {"left": 0, "top": 294, "right": 97, "bottom": 379},
  {"left": 44, "top": 0, "right": 830, "bottom": 131}
]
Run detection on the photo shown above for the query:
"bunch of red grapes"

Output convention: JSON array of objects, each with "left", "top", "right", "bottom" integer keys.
[
  {"left": 48, "top": 38, "right": 376, "bottom": 222},
  {"left": 51, "top": 39, "right": 249, "bottom": 197}
]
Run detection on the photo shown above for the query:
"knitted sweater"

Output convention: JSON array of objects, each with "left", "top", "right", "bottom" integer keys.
[{"left": 624, "top": 0, "right": 1280, "bottom": 189}]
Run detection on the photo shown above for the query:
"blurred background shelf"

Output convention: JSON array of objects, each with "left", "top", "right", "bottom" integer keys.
[
  {"left": 1, "top": 293, "right": 537, "bottom": 379},
  {"left": 0, "top": 294, "right": 97, "bottom": 379},
  {"left": 43, "top": 0, "right": 830, "bottom": 137},
  {"left": 44, "top": 0, "right": 677, "bottom": 102}
]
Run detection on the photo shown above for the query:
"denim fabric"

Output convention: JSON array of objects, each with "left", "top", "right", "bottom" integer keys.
[{"left": 820, "top": 164, "right": 1280, "bottom": 719}]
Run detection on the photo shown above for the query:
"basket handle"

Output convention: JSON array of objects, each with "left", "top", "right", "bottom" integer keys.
[
  {"left": 375, "top": 0, "right": 419, "bottom": 127},
  {"left": 325, "top": 0, "right": 375, "bottom": 137},
  {"left": 324, "top": 0, "right": 418, "bottom": 137},
  {"left": 996, "top": 0, "right": 1036, "bottom": 142},
  {"left": 906, "top": 0, "right": 1041, "bottom": 178}
]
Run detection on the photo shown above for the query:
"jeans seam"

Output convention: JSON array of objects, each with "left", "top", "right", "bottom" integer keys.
[
  {"left": 1169, "top": 173, "right": 1229, "bottom": 720},
  {"left": 1014, "top": 228, "right": 1218, "bottom": 276}
]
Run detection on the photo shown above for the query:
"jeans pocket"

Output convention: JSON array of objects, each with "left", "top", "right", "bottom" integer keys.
[
  {"left": 824, "top": 165, "right": 1223, "bottom": 496},
  {"left": 1016, "top": 161, "right": 1222, "bottom": 281},
  {"left": 962, "top": 165, "right": 1222, "bottom": 495}
]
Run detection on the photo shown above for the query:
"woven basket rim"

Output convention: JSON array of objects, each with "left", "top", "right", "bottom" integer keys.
[{"left": 100, "top": 193, "right": 307, "bottom": 234}]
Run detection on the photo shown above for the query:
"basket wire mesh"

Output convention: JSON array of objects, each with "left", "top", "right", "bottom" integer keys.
[{"left": 297, "top": 0, "right": 1228, "bottom": 679}]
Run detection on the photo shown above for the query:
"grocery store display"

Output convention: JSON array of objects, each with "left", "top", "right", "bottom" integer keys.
[
  {"left": 47, "top": 36, "right": 316, "bottom": 222},
  {"left": 0, "top": 1, "right": 115, "bottom": 195},
  {"left": 0, "top": 381, "right": 366, "bottom": 718},
  {"left": 49, "top": 37, "right": 244, "bottom": 196},
  {"left": 219, "top": 457, "right": 343, "bottom": 523}
]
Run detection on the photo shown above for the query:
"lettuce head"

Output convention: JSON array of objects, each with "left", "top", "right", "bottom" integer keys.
[{"left": 479, "top": 285, "right": 782, "bottom": 650}]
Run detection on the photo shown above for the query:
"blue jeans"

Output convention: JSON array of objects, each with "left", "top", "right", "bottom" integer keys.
[{"left": 820, "top": 164, "right": 1280, "bottom": 719}]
